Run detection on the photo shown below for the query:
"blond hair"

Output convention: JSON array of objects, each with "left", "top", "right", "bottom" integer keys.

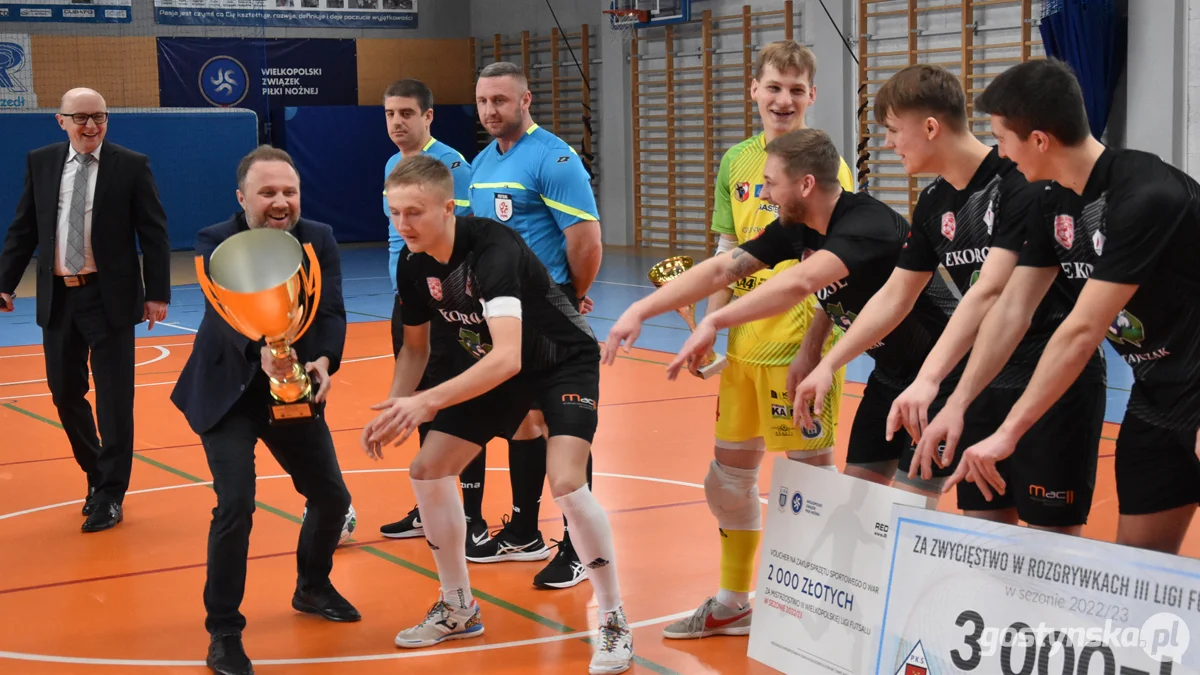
[
  {"left": 385, "top": 154, "right": 453, "bottom": 199},
  {"left": 756, "top": 40, "right": 816, "bottom": 82}
]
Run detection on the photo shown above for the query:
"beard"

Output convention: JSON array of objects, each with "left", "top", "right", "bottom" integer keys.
[
  {"left": 777, "top": 199, "right": 808, "bottom": 227},
  {"left": 487, "top": 114, "right": 524, "bottom": 139}
]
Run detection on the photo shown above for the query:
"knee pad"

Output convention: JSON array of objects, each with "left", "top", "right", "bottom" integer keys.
[{"left": 704, "top": 460, "right": 762, "bottom": 531}]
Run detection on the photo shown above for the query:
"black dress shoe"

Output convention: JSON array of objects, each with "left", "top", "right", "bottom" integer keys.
[
  {"left": 82, "top": 487, "right": 97, "bottom": 516},
  {"left": 206, "top": 634, "right": 253, "bottom": 675},
  {"left": 81, "top": 503, "right": 122, "bottom": 532},
  {"left": 291, "top": 584, "right": 361, "bottom": 622}
]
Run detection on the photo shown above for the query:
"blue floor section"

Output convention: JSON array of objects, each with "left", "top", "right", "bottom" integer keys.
[{"left": 0, "top": 244, "right": 1133, "bottom": 423}]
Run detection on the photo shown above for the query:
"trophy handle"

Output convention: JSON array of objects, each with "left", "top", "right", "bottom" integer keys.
[
  {"left": 290, "top": 242, "right": 323, "bottom": 342},
  {"left": 194, "top": 255, "right": 258, "bottom": 338}
]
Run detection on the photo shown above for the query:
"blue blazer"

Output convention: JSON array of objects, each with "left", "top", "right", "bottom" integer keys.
[{"left": 170, "top": 214, "right": 346, "bottom": 435}]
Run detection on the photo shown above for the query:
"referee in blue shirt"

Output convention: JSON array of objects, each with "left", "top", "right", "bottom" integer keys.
[{"left": 466, "top": 61, "right": 602, "bottom": 589}]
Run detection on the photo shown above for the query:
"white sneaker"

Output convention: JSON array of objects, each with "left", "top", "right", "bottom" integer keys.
[
  {"left": 661, "top": 596, "right": 752, "bottom": 639},
  {"left": 589, "top": 607, "right": 634, "bottom": 674},
  {"left": 394, "top": 593, "right": 484, "bottom": 648}
]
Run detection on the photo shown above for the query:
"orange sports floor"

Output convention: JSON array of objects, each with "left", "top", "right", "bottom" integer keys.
[{"left": 0, "top": 320, "right": 1190, "bottom": 674}]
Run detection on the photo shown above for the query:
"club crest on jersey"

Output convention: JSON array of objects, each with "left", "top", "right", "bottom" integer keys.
[
  {"left": 1092, "top": 230, "right": 1105, "bottom": 255},
  {"left": 941, "top": 212, "right": 956, "bottom": 240},
  {"left": 1054, "top": 214, "right": 1075, "bottom": 249},
  {"left": 735, "top": 182, "right": 752, "bottom": 202},
  {"left": 426, "top": 277, "right": 443, "bottom": 300},
  {"left": 984, "top": 200, "right": 995, "bottom": 235},
  {"left": 494, "top": 192, "right": 514, "bottom": 222}
]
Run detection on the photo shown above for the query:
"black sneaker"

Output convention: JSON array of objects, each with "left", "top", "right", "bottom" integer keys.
[
  {"left": 380, "top": 505, "right": 424, "bottom": 539},
  {"left": 532, "top": 538, "right": 588, "bottom": 589},
  {"left": 466, "top": 517, "right": 490, "bottom": 549},
  {"left": 465, "top": 515, "right": 551, "bottom": 563}
]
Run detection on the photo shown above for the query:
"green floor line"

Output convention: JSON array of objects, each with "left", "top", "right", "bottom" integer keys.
[
  {"left": 346, "top": 309, "right": 393, "bottom": 321},
  {"left": 4, "top": 400, "right": 681, "bottom": 674}
]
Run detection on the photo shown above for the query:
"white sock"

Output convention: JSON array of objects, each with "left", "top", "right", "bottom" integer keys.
[
  {"left": 411, "top": 475, "right": 474, "bottom": 609},
  {"left": 554, "top": 485, "right": 622, "bottom": 613},
  {"left": 716, "top": 589, "right": 750, "bottom": 610}
]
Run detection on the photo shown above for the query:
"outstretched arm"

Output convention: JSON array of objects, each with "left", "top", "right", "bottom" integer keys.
[
  {"left": 666, "top": 250, "right": 848, "bottom": 378},
  {"left": 998, "top": 279, "right": 1132, "bottom": 437},
  {"left": 789, "top": 266, "right": 930, "bottom": 428},
  {"left": 602, "top": 247, "right": 767, "bottom": 364},
  {"left": 704, "top": 250, "right": 848, "bottom": 331},
  {"left": 366, "top": 315, "right": 522, "bottom": 453},
  {"left": 888, "top": 249, "right": 1019, "bottom": 442},
  {"left": 907, "top": 263, "right": 1057, "bottom": 480},
  {"left": 813, "top": 267, "right": 930, "bottom": 373}
]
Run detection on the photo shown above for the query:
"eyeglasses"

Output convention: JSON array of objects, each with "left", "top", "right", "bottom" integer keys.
[{"left": 61, "top": 112, "right": 108, "bottom": 125}]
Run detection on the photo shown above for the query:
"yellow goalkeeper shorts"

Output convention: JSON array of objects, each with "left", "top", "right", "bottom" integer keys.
[{"left": 713, "top": 359, "right": 843, "bottom": 453}]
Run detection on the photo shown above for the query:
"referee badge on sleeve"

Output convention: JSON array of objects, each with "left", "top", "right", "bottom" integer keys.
[{"left": 495, "top": 193, "right": 513, "bottom": 222}]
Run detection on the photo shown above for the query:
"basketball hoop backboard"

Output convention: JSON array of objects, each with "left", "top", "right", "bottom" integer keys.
[{"left": 608, "top": 0, "right": 690, "bottom": 27}]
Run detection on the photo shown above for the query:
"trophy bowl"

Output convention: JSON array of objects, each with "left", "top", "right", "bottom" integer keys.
[{"left": 196, "top": 227, "right": 323, "bottom": 424}]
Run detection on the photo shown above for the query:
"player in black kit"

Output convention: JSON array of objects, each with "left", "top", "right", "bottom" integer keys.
[
  {"left": 788, "top": 64, "right": 1104, "bottom": 534},
  {"left": 934, "top": 58, "right": 1200, "bottom": 555},
  {"left": 360, "top": 155, "right": 633, "bottom": 674},
  {"left": 605, "top": 128, "right": 959, "bottom": 489}
]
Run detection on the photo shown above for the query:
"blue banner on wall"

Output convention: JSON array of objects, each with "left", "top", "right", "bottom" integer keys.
[
  {"left": 270, "top": 104, "right": 478, "bottom": 244},
  {"left": 0, "top": 0, "right": 130, "bottom": 23},
  {"left": 157, "top": 37, "right": 358, "bottom": 141},
  {"left": 154, "top": 0, "right": 414, "bottom": 28}
]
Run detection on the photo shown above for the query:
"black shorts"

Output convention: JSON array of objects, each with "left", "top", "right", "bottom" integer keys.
[
  {"left": 846, "top": 371, "right": 953, "bottom": 468},
  {"left": 1114, "top": 413, "right": 1200, "bottom": 515},
  {"left": 528, "top": 282, "right": 581, "bottom": 415},
  {"left": 898, "top": 380, "right": 1104, "bottom": 527},
  {"left": 427, "top": 352, "right": 600, "bottom": 447}
]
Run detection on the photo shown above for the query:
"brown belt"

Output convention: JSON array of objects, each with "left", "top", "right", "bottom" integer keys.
[{"left": 58, "top": 273, "right": 96, "bottom": 287}]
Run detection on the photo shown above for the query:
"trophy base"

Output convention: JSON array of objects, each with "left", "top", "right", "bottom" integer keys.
[
  {"left": 696, "top": 354, "right": 728, "bottom": 380},
  {"left": 269, "top": 400, "right": 318, "bottom": 425},
  {"left": 267, "top": 370, "right": 319, "bottom": 425}
]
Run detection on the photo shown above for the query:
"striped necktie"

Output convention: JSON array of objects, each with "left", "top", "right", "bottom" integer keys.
[{"left": 64, "top": 152, "right": 94, "bottom": 275}]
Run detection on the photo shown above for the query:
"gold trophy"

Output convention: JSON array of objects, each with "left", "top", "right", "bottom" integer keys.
[
  {"left": 648, "top": 255, "right": 728, "bottom": 380},
  {"left": 195, "top": 227, "right": 323, "bottom": 424}
]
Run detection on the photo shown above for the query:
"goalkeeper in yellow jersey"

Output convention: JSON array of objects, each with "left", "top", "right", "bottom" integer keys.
[{"left": 661, "top": 41, "right": 853, "bottom": 639}]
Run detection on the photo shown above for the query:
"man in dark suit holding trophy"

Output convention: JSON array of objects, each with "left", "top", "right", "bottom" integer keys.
[{"left": 170, "top": 145, "right": 359, "bottom": 675}]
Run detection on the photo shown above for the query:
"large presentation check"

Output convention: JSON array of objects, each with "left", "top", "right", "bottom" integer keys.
[
  {"left": 873, "top": 505, "right": 1200, "bottom": 675},
  {"left": 749, "top": 458, "right": 931, "bottom": 674}
]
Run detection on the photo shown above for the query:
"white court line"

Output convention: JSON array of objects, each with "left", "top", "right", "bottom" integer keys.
[
  {"left": 0, "top": 341, "right": 196, "bottom": 359},
  {"left": 0, "top": 467, "right": 738, "bottom": 667},
  {"left": 0, "top": 347, "right": 171, "bottom": 387},
  {"left": 0, "top": 352, "right": 392, "bottom": 401},
  {"left": 155, "top": 321, "right": 197, "bottom": 333},
  {"left": 592, "top": 279, "right": 654, "bottom": 290},
  {"left": 1, "top": 380, "right": 177, "bottom": 401}
]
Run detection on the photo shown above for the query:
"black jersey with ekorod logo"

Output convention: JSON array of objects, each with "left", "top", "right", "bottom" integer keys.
[
  {"left": 397, "top": 216, "right": 598, "bottom": 378},
  {"left": 895, "top": 147, "right": 1105, "bottom": 389},
  {"left": 1019, "top": 148, "right": 1200, "bottom": 432},
  {"left": 739, "top": 190, "right": 959, "bottom": 390}
]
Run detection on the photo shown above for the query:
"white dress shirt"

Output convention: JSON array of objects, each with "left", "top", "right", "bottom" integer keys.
[{"left": 55, "top": 143, "right": 102, "bottom": 276}]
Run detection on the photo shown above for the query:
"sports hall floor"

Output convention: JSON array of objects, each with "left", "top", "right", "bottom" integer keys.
[{"left": 0, "top": 243, "right": 1177, "bottom": 674}]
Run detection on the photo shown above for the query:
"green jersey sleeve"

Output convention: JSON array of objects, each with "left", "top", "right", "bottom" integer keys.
[{"left": 711, "top": 149, "right": 735, "bottom": 236}]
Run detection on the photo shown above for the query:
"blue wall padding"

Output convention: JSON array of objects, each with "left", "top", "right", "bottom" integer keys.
[{"left": 0, "top": 108, "right": 259, "bottom": 252}]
